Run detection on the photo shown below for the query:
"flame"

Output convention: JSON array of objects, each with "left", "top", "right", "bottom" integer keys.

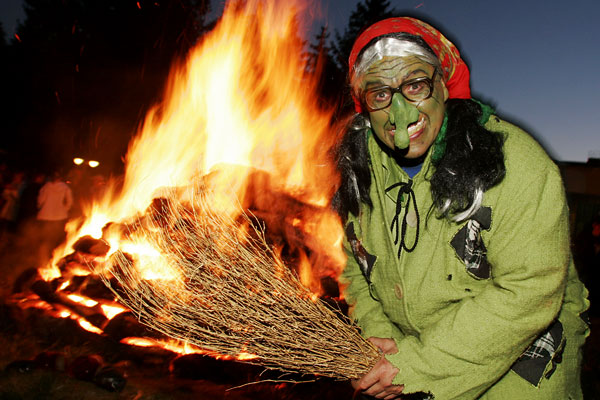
[
  {"left": 119, "top": 241, "right": 180, "bottom": 281},
  {"left": 44, "top": 0, "right": 346, "bottom": 284},
  {"left": 33, "top": 0, "right": 349, "bottom": 358},
  {"left": 237, "top": 352, "right": 258, "bottom": 361},
  {"left": 298, "top": 250, "right": 317, "bottom": 294},
  {"left": 40, "top": 302, "right": 104, "bottom": 334},
  {"left": 58, "top": 280, "right": 70, "bottom": 291}
]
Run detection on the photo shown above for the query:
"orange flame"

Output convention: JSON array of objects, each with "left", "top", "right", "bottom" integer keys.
[
  {"left": 37, "top": 0, "right": 348, "bottom": 355},
  {"left": 43, "top": 0, "right": 345, "bottom": 285}
]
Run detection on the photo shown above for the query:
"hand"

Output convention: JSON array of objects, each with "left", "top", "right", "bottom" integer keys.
[
  {"left": 368, "top": 337, "right": 398, "bottom": 355},
  {"left": 351, "top": 337, "right": 404, "bottom": 399}
]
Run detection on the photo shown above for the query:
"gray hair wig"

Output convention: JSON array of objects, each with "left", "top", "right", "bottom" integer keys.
[{"left": 350, "top": 37, "right": 441, "bottom": 95}]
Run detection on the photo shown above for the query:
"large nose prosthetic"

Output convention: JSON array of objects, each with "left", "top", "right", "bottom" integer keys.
[{"left": 389, "top": 94, "right": 420, "bottom": 150}]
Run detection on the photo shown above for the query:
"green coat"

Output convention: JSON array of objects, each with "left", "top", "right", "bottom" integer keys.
[{"left": 341, "top": 116, "right": 589, "bottom": 399}]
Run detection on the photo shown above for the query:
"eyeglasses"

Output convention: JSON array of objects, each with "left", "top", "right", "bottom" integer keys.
[{"left": 362, "top": 70, "right": 438, "bottom": 112}]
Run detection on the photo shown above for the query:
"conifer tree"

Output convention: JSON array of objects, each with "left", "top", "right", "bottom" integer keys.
[
  {"left": 306, "top": 25, "right": 345, "bottom": 107},
  {"left": 332, "top": 0, "right": 396, "bottom": 72}
]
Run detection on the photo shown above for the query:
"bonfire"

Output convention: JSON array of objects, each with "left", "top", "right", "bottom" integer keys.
[{"left": 37, "top": 0, "right": 380, "bottom": 381}]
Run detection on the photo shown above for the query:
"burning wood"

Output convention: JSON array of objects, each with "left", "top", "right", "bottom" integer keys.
[{"left": 30, "top": 279, "right": 108, "bottom": 329}]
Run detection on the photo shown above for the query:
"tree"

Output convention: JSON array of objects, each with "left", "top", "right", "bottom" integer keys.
[
  {"left": 325, "top": 0, "right": 396, "bottom": 116},
  {"left": 332, "top": 0, "right": 396, "bottom": 72},
  {"left": 305, "top": 25, "right": 345, "bottom": 108}
]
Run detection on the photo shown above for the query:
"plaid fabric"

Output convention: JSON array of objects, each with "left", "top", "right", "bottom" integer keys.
[
  {"left": 450, "top": 207, "right": 492, "bottom": 279},
  {"left": 521, "top": 331, "right": 556, "bottom": 360},
  {"left": 464, "top": 220, "right": 487, "bottom": 275},
  {"left": 511, "top": 320, "right": 564, "bottom": 386}
]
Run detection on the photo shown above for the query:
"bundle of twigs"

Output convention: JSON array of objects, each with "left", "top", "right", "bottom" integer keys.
[{"left": 96, "top": 187, "right": 380, "bottom": 380}]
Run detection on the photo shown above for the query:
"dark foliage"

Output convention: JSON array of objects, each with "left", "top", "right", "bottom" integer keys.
[
  {"left": 303, "top": 0, "right": 398, "bottom": 131},
  {"left": 2, "top": 0, "right": 402, "bottom": 174},
  {"left": 305, "top": 25, "right": 345, "bottom": 109},
  {"left": 332, "top": 0, "right": 396, "bottom": 73},
  {"left": 331, "top": 0, "right": 396, "bottom": 116}
]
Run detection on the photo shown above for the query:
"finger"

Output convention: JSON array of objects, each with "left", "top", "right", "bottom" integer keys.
[
  {"left": 372, "top": 385, "right": 404, "bottom": 400},
  {"left": 383, "top": 384, "right": 405, "bottom": 399},
  {"left": 368, "top": 337, "right": 397, "bottom": 354},
  {"left": 364, "top": 379, "right": 404, "bottom": 398},
  {"left": 368, "top": 337, "right": 387, "bottom": 348},
  {"left": 362, "top": 381, "right": 386, "bottom": 398},
  {"left": 358, "top": 366, "right": 382, "bottom": 390}
]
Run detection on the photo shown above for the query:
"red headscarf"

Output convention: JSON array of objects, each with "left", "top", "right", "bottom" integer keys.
[{"left": 349, "top": 17, "right": 471, "bottom": 113}]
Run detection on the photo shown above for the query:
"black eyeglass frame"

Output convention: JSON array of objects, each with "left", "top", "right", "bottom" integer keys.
[{"left": 362, "top": 69, "right": 438, "bottom": 112}]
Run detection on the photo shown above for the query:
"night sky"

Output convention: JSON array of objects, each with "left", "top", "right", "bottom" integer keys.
[{"left": 2, "top": 0, "right": 599, "bottom": 162}]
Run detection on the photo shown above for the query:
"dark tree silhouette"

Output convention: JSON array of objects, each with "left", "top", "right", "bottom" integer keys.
[
  {"left": 305, "top": 25, "right": 345, "bottom": 109},
  {"left": 332, "top": 0, "right": 396, "bottom": 73},
  {"left": 323, "top": 0, "right": 397, "bottom": 117},
  {"left": 0, "top": 0, "right": 211, "bottom": 173},
  {"left": 304, "top": 0, "right": 398, "bottom": 120}
]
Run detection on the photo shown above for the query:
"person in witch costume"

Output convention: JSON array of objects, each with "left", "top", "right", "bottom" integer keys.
[{"left": 333, "top": 17, "right": 589, "bottom": 399}]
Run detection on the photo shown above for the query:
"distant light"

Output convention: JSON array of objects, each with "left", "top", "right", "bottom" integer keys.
[
  {"left": 73, "top": 158, "right": 84, "bottom": 165},
  {"left": 88, "top": 160, "right": 100, "bottom": 168}
]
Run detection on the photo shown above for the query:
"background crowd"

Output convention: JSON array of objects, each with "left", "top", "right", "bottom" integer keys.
[{"left": 0, "top": 161, "right": 107, "bottom": 267}]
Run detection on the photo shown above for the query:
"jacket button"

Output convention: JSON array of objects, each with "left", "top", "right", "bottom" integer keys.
[{"left": 394, "top": 283, "right": 403, "bottom": 299}]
